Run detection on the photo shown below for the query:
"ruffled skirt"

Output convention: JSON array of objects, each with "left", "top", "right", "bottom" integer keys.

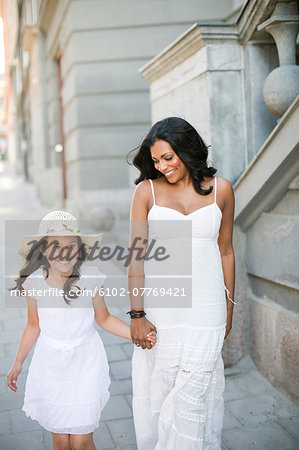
[
  {"left": 22, "top": 329, "right": 110, "bottom": 434},
  {"left": 132, "top": 326, "right": 226, "bottom": 450}
]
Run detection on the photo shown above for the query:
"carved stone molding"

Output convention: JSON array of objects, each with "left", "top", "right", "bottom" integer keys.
[
  {"left": 140, "top": 23, "right": 238, "bottom": 84},
  {"left": 234, "top": 95, "right": 299, "bottom": 231},
  {"left": 237, "top": 0, "right": 278, "bottom": 43}
]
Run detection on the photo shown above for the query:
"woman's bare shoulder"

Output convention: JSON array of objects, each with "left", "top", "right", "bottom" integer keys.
[
  {"left": 132, "top": 180, "right": 153, "bottom": 208},
  {"left": 216, "top": 176, "right": 235, "bottom": 204},
  {"left": 134, "top": 179, "right": 151, "bottom": 196},
  {"left": 131, "top": 181, "right": 152, "bottom": 218},
  {"left": 217, "top": 176, "right": 233, "bottom": 190}
]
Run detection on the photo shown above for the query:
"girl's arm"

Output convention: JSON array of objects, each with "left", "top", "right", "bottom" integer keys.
[
  {"left": 217, "top": 178, "right": 236, "bottom": 340},
  {"left": 93, "top": 290, "right": 156, "bottom": 343},
  {"left": 7, "top": 295, "right": 40, "bottom": 392}
]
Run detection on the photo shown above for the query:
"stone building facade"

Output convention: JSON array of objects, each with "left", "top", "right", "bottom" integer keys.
[
  {"left": 140, "top": 0, "right": 299, "bottom": 404},
  {"left": 2, "top": 0, "right": 244, "bottom": 223}
]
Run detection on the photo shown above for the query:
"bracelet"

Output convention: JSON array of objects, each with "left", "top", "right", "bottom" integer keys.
[{"left": 127, "top": 310, "right": 146, "bottom": 319}]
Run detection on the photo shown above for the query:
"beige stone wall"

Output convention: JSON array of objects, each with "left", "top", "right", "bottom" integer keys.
[
  {"left": 137, "top": 0, "right": 299, "bottom": 405},
  {"left": 142, "top": 24, "right": 258, "bottom": 184},
  {"left": 250, "top": 296, "right": 299, "bottom": 405},
  {"left": 39, "top": 0, "right": 246, "bottom": 216},
  {"left": 5, "top": 0, "right": 246, "bottom": 213},
  {"left": 248, "top": 175, "right": 299, "bottom": 405}
]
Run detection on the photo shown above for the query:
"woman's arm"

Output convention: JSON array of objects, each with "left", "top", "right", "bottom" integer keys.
[
  {"left": 128, "top": 181, "right": 157, "bottom": 349},
  {"left": 7, "top": 295, "right": 40, "bottom": 392},
  {"left": 93, "top": 291, "right": 156, "bottom": 344},
  {"left": 217, "top": 178, "right": 236, "bottom": 339}
]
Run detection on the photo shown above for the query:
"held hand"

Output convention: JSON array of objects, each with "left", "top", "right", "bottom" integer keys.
[
  {"left": 147, "top": 330, "right": 157, "bottom": 347},
  {"left": 131, "top": 317, "right": 156, "bottom": 349},
  {"left": 7, "top": 362, "right": 22, "bottom": 392}
]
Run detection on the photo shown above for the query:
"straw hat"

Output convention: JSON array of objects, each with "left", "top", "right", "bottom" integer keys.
[{"left": 18, "top": 211, "right": 103, "bottom": 257}]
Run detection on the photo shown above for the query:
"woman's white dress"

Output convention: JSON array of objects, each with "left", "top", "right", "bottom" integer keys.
[
  {"left": 22, "top": 265, "right": 110, "bottom": 434},
  {"left": 132, "top": 177, "right": 235, "bottom": 450}
]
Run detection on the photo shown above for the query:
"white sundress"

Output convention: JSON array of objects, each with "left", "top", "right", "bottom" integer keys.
[
  {"left": 22, "top": 265, "right": 110, "bottom": 434},
  {"left": 132, "top": 177, "right": 236, "bottom": 450}
]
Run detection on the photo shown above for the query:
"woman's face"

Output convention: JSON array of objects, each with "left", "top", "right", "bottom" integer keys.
[
  {"left": 43, "top": 236, "right": 79, "bottom": 275},
  {"left": 150, "top": 140, "right": 189, "bottom": 183}
]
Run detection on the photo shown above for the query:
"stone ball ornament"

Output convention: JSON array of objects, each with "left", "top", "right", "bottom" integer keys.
[
  {"left": 263, "top": 65, "right": 299, "bottom": 117},
  {"left": 90, "top": 205, "right": 116, "bottom": 232},
  {"left": 257, "top": 2, "right": 299, "bottom": 118}
]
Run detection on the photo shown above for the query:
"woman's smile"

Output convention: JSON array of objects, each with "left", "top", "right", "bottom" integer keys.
[
  {"left": 150, "top": 140, "right": 189, "bottom": 183},
  {"left": 164, "top": 169, "right": 176, "bottom": 178}
]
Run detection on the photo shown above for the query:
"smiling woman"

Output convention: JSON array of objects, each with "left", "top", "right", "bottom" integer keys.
[
  {"left": 130, "top": 116, "right": 216, "bottom": 196},
  {"left": 127, "top": 117, "right": 236, "bottom": 450}
]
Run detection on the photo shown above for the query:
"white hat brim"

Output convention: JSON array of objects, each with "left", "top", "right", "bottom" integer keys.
[{"left": 18, "top": 233, "right": 103, "bottom": 258}]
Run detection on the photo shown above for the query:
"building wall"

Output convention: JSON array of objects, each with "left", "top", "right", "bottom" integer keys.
[
  {"left": 248, "top": 175, "right": 299, "bottom": 404},
  {"left": 141, "top": 31, "right": 252, "bottom": 367},
  {"left": 2, "top": 0, "right": 19, "bottom": 169},
  {"left": 144, "top": 27, "right": 277, "bottom": 185},
  {"left": 32, "top": 0, "right": 245, "bottom": 217},
  {"left": 138, "top": 0, "right": 299, "bottom": 404}
]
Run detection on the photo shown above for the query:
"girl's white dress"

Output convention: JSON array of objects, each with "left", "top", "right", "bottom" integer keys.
[
  {"left": 132, "top": 177, "right": 235, "bottom": 449},
  {"left": 22, "top": 265, "right": 110, "bottom": 434}
]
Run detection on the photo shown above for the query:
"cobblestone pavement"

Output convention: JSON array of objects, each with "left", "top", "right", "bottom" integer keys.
[{"left": 0, "top": 162, "right": 298, "bottom": 450}]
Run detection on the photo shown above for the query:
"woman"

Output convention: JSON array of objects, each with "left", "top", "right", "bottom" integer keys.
[{"left": 127, "top": 117, "right": 236, "bottom": 450}]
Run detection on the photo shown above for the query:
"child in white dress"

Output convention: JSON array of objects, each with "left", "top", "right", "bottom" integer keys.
[{"left": 7, "top": 211, "right": 156, "bottom": 450}]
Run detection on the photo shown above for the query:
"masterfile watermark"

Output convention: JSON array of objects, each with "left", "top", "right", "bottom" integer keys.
[
  {"left": 5, "top": 219, "right": 193, "bottom": 308},
  {"left": 24, "top": 236, "right": 170, "bottom": 267}
]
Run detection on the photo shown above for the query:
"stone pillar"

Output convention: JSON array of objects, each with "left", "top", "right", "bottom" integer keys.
[
  {"left": 141, "top": 24, "right": 247, "bottom": 184},
  {"left": 258, "top": 2, "right": 299, "bottom": 117},
  {"left": 140, "top": 24, "right": 248, "bottom": 366}
]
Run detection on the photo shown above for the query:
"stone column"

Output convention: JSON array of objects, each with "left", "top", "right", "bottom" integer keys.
[{"left": 258, "top": 2, "right": 299, "bottom": 117}]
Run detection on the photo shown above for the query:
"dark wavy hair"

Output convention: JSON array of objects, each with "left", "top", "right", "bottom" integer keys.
[
  {"left": 10, "top": 236, "right": 87, "bottom": 305},
  {"left": 127, "top": 117, "right": 217, "bottom": 195}
]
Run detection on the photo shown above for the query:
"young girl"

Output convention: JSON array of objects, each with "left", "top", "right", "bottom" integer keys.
[{"left": 7, "top": 211, "right": 156, "bottom": 450}]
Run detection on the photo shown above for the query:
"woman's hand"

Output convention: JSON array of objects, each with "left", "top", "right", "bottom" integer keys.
[
  {"left": 131, "top": 317, "right": 157, "bottom": 349},
  {"left": 224, "top": 319, "right": 232, "bottom": 340},
  {"left": 7, "top": 362, "right": 22, "bottom": 392}
]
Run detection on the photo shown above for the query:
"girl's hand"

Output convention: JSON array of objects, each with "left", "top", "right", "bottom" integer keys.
[
  {"left": 7, "top": 362, "right": 22, "bottom": 392},
  {"left": 147, "top": 330, "right": 157, "bottom": 347}
]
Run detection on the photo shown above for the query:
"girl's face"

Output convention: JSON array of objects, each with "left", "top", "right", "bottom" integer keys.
[
  {"left": 150, "top": 140, "right": 189, "bottom": 183},
  {"left": 43, "top": 236, "right": 79, "bottom": 275}
]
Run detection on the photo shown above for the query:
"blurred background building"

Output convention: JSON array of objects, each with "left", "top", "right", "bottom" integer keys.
[
  {"left": 0, "top": 0, "right": 244, "bottom": 216},
  {"left": 1, "top": 0, "right": 298, "bottom": 407},
  {"left": 0, "top": 16, "right": 6, "bottom": 160}
]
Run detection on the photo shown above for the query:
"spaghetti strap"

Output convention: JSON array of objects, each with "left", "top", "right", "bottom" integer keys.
[
  {"left": 149, "top": 179, "right": 156, "bottom": 205},
  {"left": 214, "top": 177, "right": 217, "bottom": 204}
]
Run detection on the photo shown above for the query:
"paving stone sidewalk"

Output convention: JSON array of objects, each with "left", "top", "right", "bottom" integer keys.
[{"left": 0, "top": 162, "right": 298, "bottom": 450}]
